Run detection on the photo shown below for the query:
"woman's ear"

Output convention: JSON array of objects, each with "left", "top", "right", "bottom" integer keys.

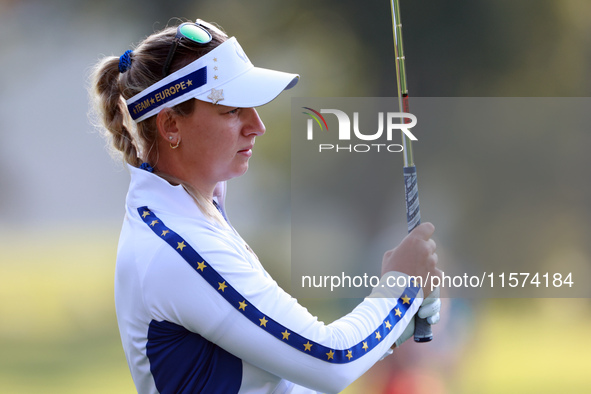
[{"left": 156, "top": 108, "right": 180, "bottom": 142}]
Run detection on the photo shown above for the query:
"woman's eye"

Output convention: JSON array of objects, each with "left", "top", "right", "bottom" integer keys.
[{"left": 227, "top": 108, "right": 239, "bottom": 115}]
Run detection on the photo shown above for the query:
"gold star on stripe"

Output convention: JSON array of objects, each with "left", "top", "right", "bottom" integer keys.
[
  {"left": 176, "top": 241, "right": 186, "bottom": 251},
  {"left": 346, "top": 350, "right": 353, "bottom": 360},
  {"left": 375, "top": 331, "right": 382, "bottom": 341},
  {"left": 218, "top": 281, "right": 227, "bottom": 292},
  {"left": 238, "top": 300, "right": 247, "bottom": 311},
  {"left": 412, "top": 278, "right": 419, "bottom": 287},
  {"left": 303, "top": 341, "right": 312, "bottom": 351},
  {"left": 150, "top": 220, "right": 159, "bottom": 227},
  {"left": 213, "top": 57, "right": 218, "bottom": 62},
  {"left": 395, "top": 308, "right": 402, "bottom": 317},
  {"left": 213, "top": 75, "right": 218, "bottom": 80},
  {"left": 385, "top": 320, "right": 392, "bottom": 330},
  {"left": 259, "top": 316, "right": 268, "bottom": 327},
  {"left": 214, "top": 66, "right": 218, "bottom": 70},
  {"left": 142, "top": 211, "right": 150, "bottom": 218},
  {"left": 197, "top": 261, "right": 206, "bottom": 271},
  {"left": 402, "top": 294, "right": 411, "bottom": 304},
  {"left": 326, "top": 350, "right": 334, "bottom": 360},
  {"left": 161, "top": 230, "right": 169, "bottom": 237},
  {"left": 187, "top": 79, "right": 192, "bottom": 86},
  {"left": 362, "top": 341, "right": 368, "bottom": 351},
  {"left": 150, "top": 98, "right": 155, "bottom": 105},
  {"left": 281, "top": 330, "right": 290, "bottom": 340}
]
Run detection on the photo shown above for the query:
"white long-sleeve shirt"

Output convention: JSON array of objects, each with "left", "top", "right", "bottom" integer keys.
[{"left": 115, "top": 165, "right": 422, "bottom": 393}]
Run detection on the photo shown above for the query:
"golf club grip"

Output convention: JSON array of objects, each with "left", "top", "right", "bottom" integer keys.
[{"left": 403, "top": 166, "right": 433, "bottom": 342}]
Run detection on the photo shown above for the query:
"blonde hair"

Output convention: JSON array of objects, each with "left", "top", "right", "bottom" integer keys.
[{"left": 89, "top": 20, "right": 228, "bottom": 222}]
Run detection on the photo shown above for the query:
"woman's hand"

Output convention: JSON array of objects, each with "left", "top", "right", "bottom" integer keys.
[{"left": 381, "top": 222, "right": 442, "bottom": 297}]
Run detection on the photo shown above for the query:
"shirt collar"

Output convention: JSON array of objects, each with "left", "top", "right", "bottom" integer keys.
[{"left": 125, "top": 164, "right": 227, "bottom": 220}]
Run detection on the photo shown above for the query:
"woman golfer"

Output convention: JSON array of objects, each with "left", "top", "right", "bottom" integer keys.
[{"left": 90, "top": 19, "right": 441, "bottom": 394}]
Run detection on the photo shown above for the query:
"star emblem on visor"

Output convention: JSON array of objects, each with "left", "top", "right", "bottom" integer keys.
[{"left": 207, "top": 88, "right": 224, "bottom": 105}]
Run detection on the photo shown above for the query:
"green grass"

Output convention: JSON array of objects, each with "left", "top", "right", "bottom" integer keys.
[
  {"left": 0, "top": 330, "right": 134, "bottom": 393},
  {"left": 0, "top": 228, "right": 135, "bottom": 393},
  {"left": 454, "top": 299, "right": 591, "bottom": 393}
]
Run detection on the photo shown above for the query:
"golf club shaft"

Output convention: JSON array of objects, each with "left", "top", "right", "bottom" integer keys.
[{"left": 390, "top": 0, "right": 433, "bottom": 343}]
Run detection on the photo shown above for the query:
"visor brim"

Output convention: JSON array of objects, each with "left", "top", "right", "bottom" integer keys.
[{"left": 194, "top": 66, "right": 299, "bottom": 107}]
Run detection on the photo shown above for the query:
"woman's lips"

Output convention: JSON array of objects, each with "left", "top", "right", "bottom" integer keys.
[{"left": 238, "top": 146, "right": 253, "bottom": 157}]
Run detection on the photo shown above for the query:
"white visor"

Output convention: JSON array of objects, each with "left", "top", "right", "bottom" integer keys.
[{"left": 126, "top": 37, "right": 299, "bottom": 122}]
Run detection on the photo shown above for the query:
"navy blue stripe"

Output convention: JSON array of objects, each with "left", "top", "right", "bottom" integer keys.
[
  {"left": 147, "top": 320, "right": 242, "bottom": 394},
  {"left": 127, "top": 67, "right": 207, "bottom": 120},
  {"left": 138, "top": 206, "right": 420, "bottom": 363}
]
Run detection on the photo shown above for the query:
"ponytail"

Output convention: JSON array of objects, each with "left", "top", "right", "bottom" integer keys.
[{"left": 90, "top": 55, "right": 142, "bottom": 166}]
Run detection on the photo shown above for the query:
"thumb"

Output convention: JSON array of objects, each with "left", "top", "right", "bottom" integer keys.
[{"left": 410, "top": 222, "right": 435, "bottom": 240}]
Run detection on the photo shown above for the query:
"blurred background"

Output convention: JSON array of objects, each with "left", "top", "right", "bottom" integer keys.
[{"left": 0, "top": 0, "right": 590, "bottom": 393}]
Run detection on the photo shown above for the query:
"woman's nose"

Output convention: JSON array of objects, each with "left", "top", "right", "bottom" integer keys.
[{"left": 242, "top": 108, "right": 266, "bottom": 136}]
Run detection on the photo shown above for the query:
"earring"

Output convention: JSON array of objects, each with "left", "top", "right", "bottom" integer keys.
[
  {"left": 168, "top": 136, "right": 173, "bottom": 141},
  {"left": 170, "top": 136, "right": 181, "bottom": 149}
]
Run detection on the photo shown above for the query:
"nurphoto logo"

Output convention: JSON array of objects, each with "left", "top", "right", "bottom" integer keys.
[{"left": 302, "top": 107, "right": 417, "bottom": 153}]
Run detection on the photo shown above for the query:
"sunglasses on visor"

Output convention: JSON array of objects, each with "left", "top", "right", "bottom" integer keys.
[{"left": 161, "top": 21, "right": 213, "bottom": 78}]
